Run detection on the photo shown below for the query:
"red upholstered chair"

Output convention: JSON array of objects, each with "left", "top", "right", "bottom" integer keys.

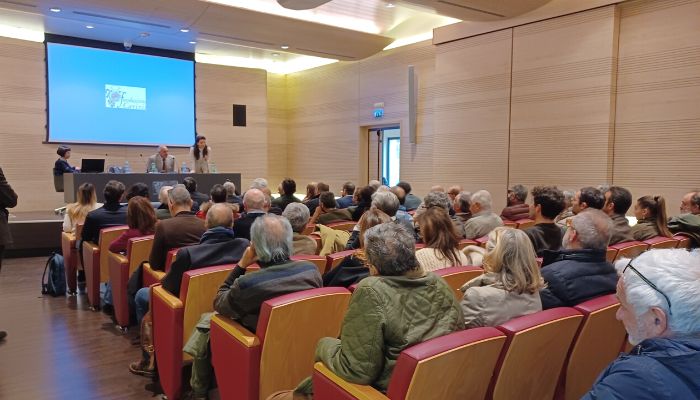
[
  {"left": 301, "top": 223, "right": 315, "bottom": 235},
  {"left": 325, "top": 249, "right": 356, "bottom": 272},
  {"left": 107, "top": 235, "right": 154, "bottom": 329},
  {"left": 326, "top": 220, "right": 356, "bottom": 232},
  {"left": 433, "top": 266, "right": 483, "bottom": 300},
  {"left": 609, "top": 240, "right": 648, "bottom": 261},
  {"left": 142, "top": 248, "right": 179, "bottom": 287},
  {"left": 348, "top": 282, "right": 359, "bottom": 293},
  {"left": 291, "top": 254, "right": 328, "bottom": 274},
  {"left": 502, "top": 220, "right": 517, "bottom": 228},
  {"left": 674, "top": 234, "right": 691, "bottom": 249},
  {"left": 488, "top": 308, "right": 584, "bottom": 400},
  {"left": 643, "top": 236, "right": 679, "bottom": 250},
  {"left": 557, "top": 295, "right": 626, "bottom": 400},
  {"left": 152, "top": 264, "right": 234, "bottom": 400},
  {"left": 514, "top": 219, "right": 535, "bottom": 230},
  {"left": 61, "top": 223, "right": 83, "bottom": 294},
  {"left": 414, "top": 243, "right": 426, "bottom": 250},
  {"left": 313, "top": 328, "right": 507, "bottom": 400},
  {"left": 210, "top": 287, "right": 352, "bottom": 400},
  {"left": 605, "top": 247, "right": 618, "bottom": 263},
  {"left": 458, "top": 239, "right": 478, "bottom": 250},
  {"left": 81, "top": 226, "right": 128, "bottom": 309},
  {"left": 475, "top": 235, "right": 489, "bottom": 248}
]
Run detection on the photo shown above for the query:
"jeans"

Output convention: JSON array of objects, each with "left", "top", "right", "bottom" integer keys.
[{"left": 135, "top": 287, "right": 150, "bottom": 326}]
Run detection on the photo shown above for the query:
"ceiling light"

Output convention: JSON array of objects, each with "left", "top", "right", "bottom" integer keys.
[
  {"left": 189, "top": 41, "right": 197, "bottom": 44},
  {"left": 180, "top": 28, "right": 190, "bottom": 33},
  {"left": 281, "top": 45, "right": 289, "bottom": 50},
  {"left": 386, "top": 3, "right": 395, "bottom": 8},
  {"left": 195, "top": 53, "right": 337, "bottom": 74},
  {"left": 49, "top": 7, "right": 61, "bottom": 13},
  {"left": 85, "top": 25, "right": 94, "bottom": 29}
]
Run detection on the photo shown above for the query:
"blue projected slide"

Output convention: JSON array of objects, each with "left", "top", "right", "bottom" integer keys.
[{"left": 47, "top": 43, "right": 195, "bottom": 146}]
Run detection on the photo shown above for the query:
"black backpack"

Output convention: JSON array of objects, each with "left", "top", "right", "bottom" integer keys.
[{"left": 42, "top": 252, "right": 66, "bottom": 297}]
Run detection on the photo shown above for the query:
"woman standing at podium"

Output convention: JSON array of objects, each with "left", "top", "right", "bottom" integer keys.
[
  {"left": 53, "top": 145, "right": 80, "bottom": 176},
  {"left": 190, "top": 135, "right": 211, "bottom": 173}
]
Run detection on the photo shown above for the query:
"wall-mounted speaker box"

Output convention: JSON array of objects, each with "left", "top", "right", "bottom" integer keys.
[{"left": 233, "top": 104, "right": 247, "bottom": 127}]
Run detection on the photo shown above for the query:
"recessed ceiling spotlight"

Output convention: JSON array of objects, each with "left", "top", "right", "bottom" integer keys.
[
  {"left": 180, "top": 28, "right": 190, "bottom": 33},
  {"left": 281, "top": 45, "right": 289, "bottom": 50},
  {"left": 189, "top": 41, "right": 196, "bottom": 44},
  {"left": 85, "top": 25, "right": 94, "bottom": 29},
  {"left": 386, "top": 3, "right": 395, "bottom": 8},
  {"left": 272, "top": 52, "right": 280, "bottom": 57},
  {"left": 49, "top": 7, "right": 61, "bottom": 13}
]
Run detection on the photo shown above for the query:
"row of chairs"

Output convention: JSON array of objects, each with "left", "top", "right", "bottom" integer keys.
[{"left": 606, "top": 234, "right": 692, "bottom": 262}]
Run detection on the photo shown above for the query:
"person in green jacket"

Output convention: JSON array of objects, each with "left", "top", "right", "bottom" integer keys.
[
  {"left": 667, "top": 191, "right": 700, "bottom": 246},
  {"left": 269, "top": 223, "right": 464, "bottom": 400}
]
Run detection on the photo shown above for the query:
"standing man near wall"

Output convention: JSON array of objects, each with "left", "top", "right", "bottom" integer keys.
[{"left": 0, "top": 166, "right": 18, "bottom": 341}]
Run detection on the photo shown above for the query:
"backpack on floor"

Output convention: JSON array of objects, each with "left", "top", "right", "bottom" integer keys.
[{"left": 42, "top": 252, "right": 66, "bottom": 297}]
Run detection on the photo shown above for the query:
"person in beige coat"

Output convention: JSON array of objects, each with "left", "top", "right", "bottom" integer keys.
[{"left": 460, "top": 227, "right": 544, "bottom": 328}]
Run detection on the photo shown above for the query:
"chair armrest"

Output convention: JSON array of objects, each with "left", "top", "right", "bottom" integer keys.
[
  {"left": 210, "top": 314, "right": 262, "bottom": 400},
  {"left": 313, "top": 363, "right": 388, "bottom": 400},
  {"left": 143, "top": 262, "right": 167, "bottom": 287}
]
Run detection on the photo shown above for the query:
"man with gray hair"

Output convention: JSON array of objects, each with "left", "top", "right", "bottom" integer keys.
[
  {"left": 539, "top": 209, "right": 617, "bottom": 309},
  {"left": 463, "top": 190, "right": 504, "bottom": 239},
  {"left": 283, "top": 203, "right": 317, "bottom": 255},
  {"left": 146, "top": 145, "right": 175, "bottom": 173},
  {"left": 584, "top": 249, "right": 700, "bottom": 399},
  {"left": 249, "top": 177, "right": 268, "bottom": 190},
  {"left": 223, "top": 181, "right": 242, "bottom": 207},
  {"left": 148, "top": 185, "right": 205, "bottom": 271},
  {"left": 234, "top": 188, "right": 267, "bottom": 241},
  {"left": 454, "top": 191, "right": 472, "bottom": 223},
  {"left": 416, "top": 191, "right": 465, "bottom": 238},
  {"left": 372, "top": 190, "right": 414, "bottom": 233},
  {"left": 668, "top": 191, "right": 700, "bottom": 246},
  {"left": 501, "top": 184, "right": 530, "bottom": 221},
  {"left": 186, "top": 214, "right": 322, "bottom": 398}
]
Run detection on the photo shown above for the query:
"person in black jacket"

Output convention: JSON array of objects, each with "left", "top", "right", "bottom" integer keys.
[
  {"left": 233, "top": 189, "right": 267, "bottom": 240},
  {"left": 53, "top": 145, "right": 80, "bottom": 176},
  {"left": 183, "top": 176, "right": 209, "bottom": 208},
  {"left": 524, "top": 185, "right": 565, "bottom": 256},
  {"left": 539, "top": 209, "right": 617, "bottom": 309},
  {"left": 80, "top": 180, "right": 127, "bottom": 245}
]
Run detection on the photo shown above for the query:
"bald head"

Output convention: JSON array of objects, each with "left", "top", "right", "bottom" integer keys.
[
  {"left": 244, "top": 188, "right": 266, "bottom": 211},
  {"left": 206, "top": 203, "right": 234, "bottom": 229}
]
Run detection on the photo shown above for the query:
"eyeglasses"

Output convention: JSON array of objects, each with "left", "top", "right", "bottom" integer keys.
[{"left": 622, "top": 259, "right": 672, "bottom": 315}]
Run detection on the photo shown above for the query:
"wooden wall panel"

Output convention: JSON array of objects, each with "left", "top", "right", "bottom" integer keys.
[
  {"left": 434, "top": 30, "right": 513, "bottom": 213},
  {"left": 266, "top": 73, "right": 288, "bottom": 188},
  {"left": 614, "top": 0, "right": 700, "bottom": 215},
  {"left": 508, "top": 6, "right": 620, "bottom": 194}
]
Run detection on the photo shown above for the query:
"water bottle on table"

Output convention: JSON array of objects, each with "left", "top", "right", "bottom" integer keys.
[
  {"left": 210, "top": 162, "right": 217, "bottom": 173},
  {"left": 181, "top": 162, "right": 189, "bottom": 173},
  {"left": 123, "top": 160, "right": 131, "bottom": 174}
]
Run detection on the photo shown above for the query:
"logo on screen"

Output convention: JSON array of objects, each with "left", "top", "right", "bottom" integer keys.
[{"left": 105, "top": 84, "right": 147, "bottom": 111}]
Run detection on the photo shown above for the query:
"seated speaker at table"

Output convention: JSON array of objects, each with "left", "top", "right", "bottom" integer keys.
[{"left": 146, "top": 145, "right": 176, "bottom": 173}]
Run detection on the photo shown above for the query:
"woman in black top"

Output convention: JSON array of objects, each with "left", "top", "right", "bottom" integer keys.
[{"left": 54, "top": 145, "right": 79, "bottom": 176}]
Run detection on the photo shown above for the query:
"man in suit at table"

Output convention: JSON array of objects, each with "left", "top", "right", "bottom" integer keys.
[{"left": 146, "top": 145, "right": 176, "bottom": 173}]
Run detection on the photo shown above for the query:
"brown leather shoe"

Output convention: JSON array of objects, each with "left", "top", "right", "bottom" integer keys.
[{"left": 128, "top": 345, "right": 156, "bottom": 378}]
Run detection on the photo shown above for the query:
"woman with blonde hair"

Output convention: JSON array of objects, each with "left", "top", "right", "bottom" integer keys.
[
  {"left": 631, "top": 195, "right": 673, "bottom": 241},
  {"left": 460, "top": 227, "right": 544, "bottom": 328},
  {"left": 62, "top": 182, "right": 100, "bottom": 233},
  {"left": 415, "top": 206, "right": 471, "bottom": 271},
  {"left": 323, "top": 208, "right": 391, "bottom": 287}
]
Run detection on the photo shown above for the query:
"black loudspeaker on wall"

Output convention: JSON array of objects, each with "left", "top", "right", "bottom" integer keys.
[{"left": 233, "top": 104, "right": 247, "bottom": 127}]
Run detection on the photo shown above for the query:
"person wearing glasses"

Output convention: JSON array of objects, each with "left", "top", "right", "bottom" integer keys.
[
  {"left": 583, "top": 249, "right": 700, "bottom": 399},
  {"left": 538, "top": 209, "right": 617, "bottom": 309}
]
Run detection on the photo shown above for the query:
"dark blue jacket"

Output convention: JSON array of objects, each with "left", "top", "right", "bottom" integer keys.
[
  {"left": 54, "top": 158, "right": 78, "bottom": 176},
  {"left": 539, "top": 248, "right": 617, "bottom": 309},
  {"left": 336, "top": 195, "right": 355, "bottom": 209},
  {"left": 583, "top": 336, "right": 700, "bottom": 399}
]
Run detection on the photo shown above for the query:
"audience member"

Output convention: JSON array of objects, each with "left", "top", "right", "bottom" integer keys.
[
  {"left": 108, "top": 197, "right": 157, "bottom": 254},
  {"left": 373, "top": 191, "right": 413, "bottom": 233},
  {"left": 304, "top": 182, "right": 328, "bottom": 215},
  {"left": 555, "top": 190, "right": 575, "bottom": 225},
  {"left": 185, "top": 215, "right": 323, "bottom": 398},
  {"left": 583, "top": 249, "right": 700, "bottom": 399},
  {"left": 155, "top": 186, "right": 173, "bottom": 220},
  {"left": 447, "top": 185, "right": 462, "bottom": 201},
  {"left": 603, "top": 186, "right": 634, "bottom": 244},
  {"left": 454, "top": 191, "right": 472, "bottom": 223},
  {"left": 336, "top": 182, "right": 356, "bottom": 209},
  {"left": 668, "top": 191, "right": 700, "bottom": 246},
  {"left": 63, "top": 182, "right": 101, "bottom": 233},
  {"left": 524, "top": 186, "right": 565, "bottom": 256},
  {"left": 539, "top": 209, "right": 617, "bottom": 309},
  {"left": 250, "top": 178, "right": 269, "bottom": 190},
  {"left": 302, "top": 182, "right": 317, "bottom": 202},
  {"left": 350, "top": 185, "right": 376, "bottom": 221},
  {"left": 463, "top": 190, "right": 504, "bottom": 239},
  {"left": 125, "top": 182, "right": 149, "bottom": 201},
  {"left": 272, "top": 178, "right": 300, "bottom": 211},
  {"left": 81, "top": 180, "right": 127, "bottom": 245},
  {"left": 501, "top": 184, "right": 530, "bottom": 221},
  {"left": 460, "top": 227, "right": 544, "bottom": 328},
  {"left": 233, "top": 188, "right": 267, "bottom": 241},
  {"left": 368, "top": 179, "right": 381, "bottom": 190},
  {"left": 148, "top": 185, "right": 205, "bottom": 271},
  {"left": 573, "top": 186, "right": 605, "bottom": 214},
  {"left": 275, "top": 222, "right": 463, "bottom": 400},
  {"left": 129, "top": 204, "right": 250, "bottom": 378},
  {"left": 390, "top": 185, "right": 406, "bottom": 210},
  {"left": 282, "top": 203, "right": 317, "bottom": 255},
  {"left": 323, "top": 208, "right": 391, "bottom": 287},
  {"left": 183, "top": 177, "right": 209, "bottom": 207},
  {"left": 198, "top": 184, "right": 229, "bottom": 217},
  {"left": 223, "top": 181, "right": 242, "bottom": 207},
  {"left": 631, "top": 195, "right": 673, "bottom": 241},
  {"left": 260, "top": 186, "right": 282, "bottom": 215},
  {"left": 146, "top": 145, "right": 175, "bottom": 173},
  {"left": 397, "top": 180, "right": 421, "bottom": 211},
  {"left": 53, "top": 145, "right": 80, "bottom": 176},
  {"left": 0, "top": 166, "right": 18, "bottom": 275},
  {"left": 430, "top": 185, "right": 445, "bottom": 193},
  {"left": 417, "top": 191, "right": 463, "bottom": 237},
  {"left": 415, "top": 207, "right": 470, "bottom": 271},
  {"left": 311, "top": 192, "right": 352, "bottom": 225}
]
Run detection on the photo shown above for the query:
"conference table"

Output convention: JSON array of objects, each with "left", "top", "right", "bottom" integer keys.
[{"left": 63, "top": 172, "right": 241, "bottom": 203}]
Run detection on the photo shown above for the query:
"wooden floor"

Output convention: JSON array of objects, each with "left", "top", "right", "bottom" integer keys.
[{"left": 0, "top": 256, "right": 161, "bottom": 399}]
